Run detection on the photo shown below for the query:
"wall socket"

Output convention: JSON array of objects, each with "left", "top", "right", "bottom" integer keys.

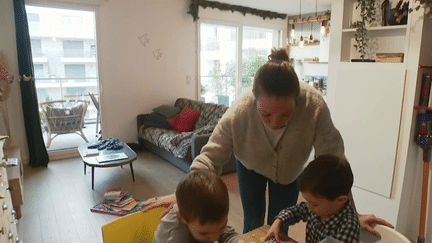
[{"left": 186, "top": 75, "right": 191, "bottom": 84}]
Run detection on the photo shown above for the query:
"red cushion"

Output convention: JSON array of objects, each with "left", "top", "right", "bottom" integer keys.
[{"left": 168, "top": 106, "right": 201, "bottom": 132}]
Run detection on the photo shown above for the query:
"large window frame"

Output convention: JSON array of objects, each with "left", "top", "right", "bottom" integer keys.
[
  {"left": 25, "top": 1, "right": 102, "bottom": 152},
  {"left": 198, "top": 18, "right": 283, "bottom": 105}
]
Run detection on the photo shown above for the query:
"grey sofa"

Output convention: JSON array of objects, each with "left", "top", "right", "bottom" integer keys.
[{"left": 137, "top": 98, "right": 236, "bottom": 174}]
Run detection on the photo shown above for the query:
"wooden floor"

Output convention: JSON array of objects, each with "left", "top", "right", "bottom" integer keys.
[{"left": 16, "top": 150, "right": 305, "bottom": 243}]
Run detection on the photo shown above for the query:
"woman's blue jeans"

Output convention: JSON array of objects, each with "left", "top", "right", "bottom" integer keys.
[{"left": 236, "top": 160, "right": 299, "bottom": 234}]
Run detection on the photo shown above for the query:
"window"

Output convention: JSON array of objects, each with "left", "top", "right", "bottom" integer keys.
[
  {"left": 26, "top": 5, "right": 101, "bottom": 150},
  {"left": 65, "top": 64, "right": 86, "bottom": 78},
  {"left": 30, "top": 39, "right": 43, "bottom": 57},
  {"left": 27, "top": 13, "right": 39, "bottom": 31},
  {"left": 241, "top": 27, "right": 278, "bottom": 94},
  {"left": 200, "top": 22, "right": 281, "bottom": 106},
  {"left": 63, "top": 40, "right": 84, "bottom": 57},
  {"left": 200, "top": 24, "right": 237, "bottom": 105},
  {"left": 34, "top": 64, "right": 44, "bottom": 78}
]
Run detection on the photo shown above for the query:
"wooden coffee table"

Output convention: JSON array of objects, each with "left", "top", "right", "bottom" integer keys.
[{"left": 78, "top": 141, "right": 137, "bottom": 190}]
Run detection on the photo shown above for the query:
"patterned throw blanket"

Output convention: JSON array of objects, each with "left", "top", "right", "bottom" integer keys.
[
  {"left": 139, "top": 124, "right": 216, "bottom": 159},
  {"left": 170, "top": 124, "right": 216, "bottom": 158}
]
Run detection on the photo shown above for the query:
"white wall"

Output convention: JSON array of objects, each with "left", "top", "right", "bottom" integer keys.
[
  {"left": 0, "top": 0, "right": 28, "bottom": 156},
  {"left": 96, "top": 0, "right": 198, "bottom": 143}
]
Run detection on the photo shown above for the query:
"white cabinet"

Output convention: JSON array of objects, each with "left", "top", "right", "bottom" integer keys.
[
  {"left": 0, "top": 139, "right": 20, "bottom": 243},
  {"left": 328, "top": 0, "right": 425, "bottom": 199},
  {"left": 0, "top": 167, "right": 19, "bottom": 243}
]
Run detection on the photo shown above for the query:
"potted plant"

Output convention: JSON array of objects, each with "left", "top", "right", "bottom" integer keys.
[{"left": 353, "top": 0, "right": 377, "bottom": 61}]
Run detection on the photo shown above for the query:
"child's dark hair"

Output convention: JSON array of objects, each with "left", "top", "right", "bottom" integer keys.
[
  {"left": 175, "top": 170, "right": 229, "bottom": 225},
  {"left": 297, "top": 155, "right": 353, "bottom": 201},
  {"left": 252, "top": 48, "right": 300, "bottom": 99}
]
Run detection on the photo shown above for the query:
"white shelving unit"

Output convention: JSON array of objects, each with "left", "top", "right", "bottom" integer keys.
[
  {"left": 325, "top": 0, "right": 432, "bottom": 235},
  {"left": 328, "top": 0, "right": 417, "bottom": 198},
  {"left": 339, "top": 0, "right": 410, "bottom": 62}
]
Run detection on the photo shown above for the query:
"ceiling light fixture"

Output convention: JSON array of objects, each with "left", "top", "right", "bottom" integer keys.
[
  {"left": 290, "top": 24, "right": 296, "bottom": 42},
  {"left": 299, "top": 0, "right": 304, "bottom": 48}
]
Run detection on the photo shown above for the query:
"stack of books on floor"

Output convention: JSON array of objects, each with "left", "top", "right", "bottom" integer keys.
[{"left": 91, "top": 188, "right": 145, "bottom": 216}]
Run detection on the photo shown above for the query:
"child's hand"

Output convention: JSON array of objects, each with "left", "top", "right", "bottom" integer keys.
[{"left": 264, "top": 218, "right": 283, "bottom": 242}]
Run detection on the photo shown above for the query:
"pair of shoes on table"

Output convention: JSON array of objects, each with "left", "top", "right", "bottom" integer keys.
[{"left": 87, "top": 137, "right": 124, "bottom": 150}]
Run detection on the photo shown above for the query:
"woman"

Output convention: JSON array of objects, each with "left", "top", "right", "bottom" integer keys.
[{"left": 143, "top": 48, "right": 392, "bottom": 237}]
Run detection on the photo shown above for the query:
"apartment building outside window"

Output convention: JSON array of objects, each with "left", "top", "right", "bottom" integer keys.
[
  {"left": 63, "top": 40, "right": 84, "bottom": 57},
  {"left": 27, "top": 13, "right": 39, "bottom": 31},
  {"left": 30, "top": 39, "right": 43, "bottom": 57}
]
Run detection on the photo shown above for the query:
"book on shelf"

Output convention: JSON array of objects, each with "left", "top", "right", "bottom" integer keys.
[{"left": 376, "top": 53, "right": 404, "bottom": 63}]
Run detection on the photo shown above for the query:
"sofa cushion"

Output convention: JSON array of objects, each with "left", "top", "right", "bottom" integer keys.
[
  {"left": 152, "top": 105, "right": 181, "bottom": 119},
  {"left": 174, "top": 98, "right": 229, "bottom": 130},
  {"left": 168, "top": 106, "right": 201, "bottom": 132},
  {"left": 141, "top": 112, "right": 172, "bottom": 129}
]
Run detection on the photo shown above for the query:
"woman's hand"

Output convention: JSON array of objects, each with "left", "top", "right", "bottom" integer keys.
[
  {"left": 141, "top": 194, "right": 177, "bottom": 218},
  {"left": 264, "top": 218, "right": 283, "bottom": 242},
  {"left": 358, "top": 214, "right": 394, "bottom": 237}
]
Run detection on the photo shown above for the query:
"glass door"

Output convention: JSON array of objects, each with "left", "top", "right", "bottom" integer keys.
[
  {"left": 26, "top": 5, "right": 101, "bottom": 151},
  {"left": 200, "top": 23, "right": 238, "bottom": 106},
  {"left": 200, "top": 22, "right": 281, "bottom": 106}
]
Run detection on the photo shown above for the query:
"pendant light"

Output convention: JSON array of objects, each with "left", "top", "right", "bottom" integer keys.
[
  {"left": 299, "top": 0, "right": 304, "bottom": 48},
  {"left": 319, "top": 0, "right": 329, "bottom": 37},
  {"left": 321, "top": 21, "right": 327, "bottom": 36},
  {"left": 310, "top": 0, "right": 318, "bottom": 41},
  {"left": 290, "top": 23, "right": 296, "bottom": 43},
  {"left": 310, "top": 22, "right": 313, "bottom": 42}
]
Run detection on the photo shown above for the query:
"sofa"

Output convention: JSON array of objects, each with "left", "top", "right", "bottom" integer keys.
[{"left": 137, "top": 98, "right": 236, "bottom": 174}]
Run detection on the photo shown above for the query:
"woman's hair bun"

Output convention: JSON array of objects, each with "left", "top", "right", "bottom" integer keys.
[{"left": 268, "top": 48, "right": 289, "bottom": 62}]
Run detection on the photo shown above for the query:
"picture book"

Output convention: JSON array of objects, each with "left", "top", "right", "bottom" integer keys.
[
  {"left": 90, "top": 200, "right": 145, "bottom": 216},
  {"left": 103, "top": 188, "right": 123, "bottom": 200},
  {"left": 91, "top": 188, "right": 143, "bottom": 216}
]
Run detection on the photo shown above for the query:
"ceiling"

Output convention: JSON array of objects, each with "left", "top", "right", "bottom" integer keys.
[{"left": 214, "top": 0, "right": 332, "bottom": 17}]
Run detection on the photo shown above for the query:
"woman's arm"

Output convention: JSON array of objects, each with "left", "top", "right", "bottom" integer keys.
[
  {"left": 348, "top": 192, "right": 394, "bottom": 237},
  {"left": 190, "top": 113, "right": 235, "bottom": 175}
]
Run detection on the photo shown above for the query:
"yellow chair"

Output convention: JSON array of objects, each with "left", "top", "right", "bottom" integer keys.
[{"left": 101, "top": 207, "right": 166, "bottom": 243}]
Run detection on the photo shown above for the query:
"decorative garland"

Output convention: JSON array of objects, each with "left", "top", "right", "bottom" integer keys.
[{"left": 187, "top": 0, "right": 287, "bottom": 21}]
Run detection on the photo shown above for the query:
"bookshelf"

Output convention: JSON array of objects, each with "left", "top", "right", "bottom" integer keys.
[{"left": 339, "top": 0, "right": 410, "bottom": 62}]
